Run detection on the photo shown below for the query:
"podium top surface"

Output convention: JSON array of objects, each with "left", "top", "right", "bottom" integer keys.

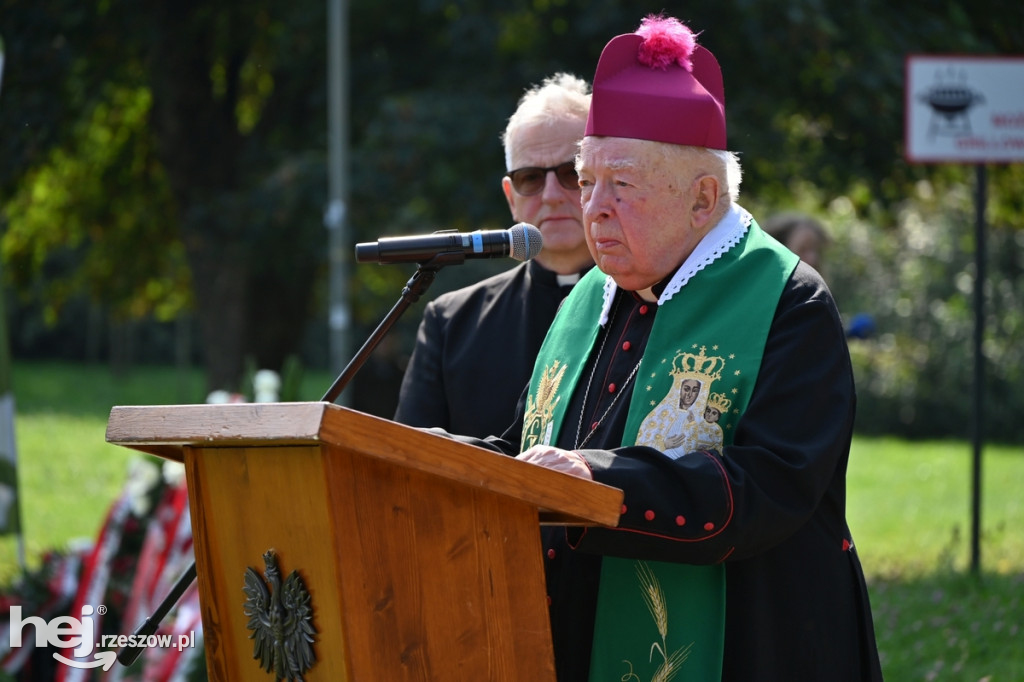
[{"left": 106, "top": 401, "right": 622, "bottom": 527}]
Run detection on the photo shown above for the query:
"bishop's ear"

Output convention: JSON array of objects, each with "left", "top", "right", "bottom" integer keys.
[{"left": 690, "top": 174, "right": 720, "bottom": 229}]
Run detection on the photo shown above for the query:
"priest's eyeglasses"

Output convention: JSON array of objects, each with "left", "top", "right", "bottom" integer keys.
[{"left": 506, "top": 162, "right": 579, "bottom": 196}]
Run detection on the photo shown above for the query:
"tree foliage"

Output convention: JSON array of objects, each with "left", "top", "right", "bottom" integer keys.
[
  {"left": 3, "top": 85, "right": 186, "bottom": 323},
  {"left": 0, "top": 0, "right": 1022, "bottom": 432}
]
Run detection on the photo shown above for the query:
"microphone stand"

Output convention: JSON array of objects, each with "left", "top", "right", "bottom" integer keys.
[
  {"left": 117, "top": 563, "right": 197, "bottom": 666},
  {"left": 117, "top": 253, "right": 460, "bottom": 668},
  {"left": 322, "top": 251, "right": 463, "bottom": 403}
]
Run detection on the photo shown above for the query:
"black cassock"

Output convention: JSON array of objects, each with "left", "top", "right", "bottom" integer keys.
[{"left": 458, "top": 261, "right": 884, "bottom": 682}]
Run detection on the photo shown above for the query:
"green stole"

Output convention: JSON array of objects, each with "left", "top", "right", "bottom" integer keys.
[{"left": 522, "top": 220, "right": 797, "bottom": 681}]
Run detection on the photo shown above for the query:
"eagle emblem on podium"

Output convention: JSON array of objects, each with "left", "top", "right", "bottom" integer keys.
[{"left": 243, "top": 550, "right": 317, "bottom": 680}]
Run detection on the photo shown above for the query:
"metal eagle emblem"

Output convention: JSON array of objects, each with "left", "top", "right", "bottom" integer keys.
[{"left": 243, "top": 550, "right": 317, "bottom": 681}]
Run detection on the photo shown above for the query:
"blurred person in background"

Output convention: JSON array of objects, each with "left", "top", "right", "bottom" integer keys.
[
  {"left": 764, "top": 211, "right": 875, "bottom": 339},
  {"left": 763, "top": 210, "right": 830, "bottom": 273}
]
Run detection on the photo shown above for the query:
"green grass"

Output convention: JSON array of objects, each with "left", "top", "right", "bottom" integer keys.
[
  {"left": 0, "top": 360, "right": 337, "bottom": 579},
  {"left": 845, "top": 438, "right": 1024, "bottom": 680},
  {"left": 2, "top": 360, "right": 1023, "bottom": 680},
  {"left": 848, "top": 438, "right": 1024, "bottom": 577}
]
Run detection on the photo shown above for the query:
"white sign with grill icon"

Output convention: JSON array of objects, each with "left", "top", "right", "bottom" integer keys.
[{"left": 906, "top": 55, "right": 1024, "bottom": 163}]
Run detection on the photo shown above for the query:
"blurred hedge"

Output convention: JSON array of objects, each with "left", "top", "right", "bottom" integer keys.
[{"left": 802, "top": 170, "right": 1024, "bottom": 444}]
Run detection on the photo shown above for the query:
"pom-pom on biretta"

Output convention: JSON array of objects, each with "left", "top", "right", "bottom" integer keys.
[
  {"left": 584, "top": 14, "right": 727, "bottom": 149},
  {"left": 636, "top": 15, "right": 697, "bottom": 71}
]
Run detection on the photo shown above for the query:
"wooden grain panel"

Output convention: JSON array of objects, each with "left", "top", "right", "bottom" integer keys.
[
  {"left": 320, "top": 406, "right": 623, "bottom": 527},
  {"left": 107, "top": 403, "right": 623, "bottom": 528},
  {"left": 186, "top": 444, "right": 351, "bottom": 682},
  {"left": 325, "top": 448, "right": 556, "bottom": 681},
  {"left": 106, "top": 403, "right": 326, "bottom": 451}
]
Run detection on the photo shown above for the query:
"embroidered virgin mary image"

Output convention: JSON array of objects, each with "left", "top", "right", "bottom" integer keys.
[{"left": 637, "top": 346, "right": 729, "bottom": 458}]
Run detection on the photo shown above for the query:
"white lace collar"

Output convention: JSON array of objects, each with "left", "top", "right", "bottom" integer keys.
[{"left": 598, "top": 203, "right": 752, "bottom": 325}]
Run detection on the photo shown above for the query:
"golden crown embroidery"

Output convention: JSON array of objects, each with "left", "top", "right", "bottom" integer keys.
[{"left": 637, "top": 345, "right": 739, "bottom": 458}]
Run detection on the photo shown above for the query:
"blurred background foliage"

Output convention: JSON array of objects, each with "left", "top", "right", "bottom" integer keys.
[{"left": 0, "top": 0, "right": 1022, "bottom": 441}]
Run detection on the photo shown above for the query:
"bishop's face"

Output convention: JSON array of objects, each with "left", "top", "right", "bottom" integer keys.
[{"left": 578, "top": 136, "right": 705, "bottom": 293}]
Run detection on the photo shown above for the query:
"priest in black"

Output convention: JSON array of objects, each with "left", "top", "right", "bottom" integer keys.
[{"left": 395, "top": 73, "right": 594, "bottom": 437}]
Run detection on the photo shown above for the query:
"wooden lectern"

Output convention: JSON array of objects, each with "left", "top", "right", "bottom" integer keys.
[{"left": 106, "top": 402, "right": 622, "bottom": 681}]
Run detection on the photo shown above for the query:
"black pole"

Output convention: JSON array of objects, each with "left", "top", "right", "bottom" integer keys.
[
  {"left": 970, "top": 163, "right": 986, "bottom": 575},
  {"left": 321, "top": 253, "right": 460, "bottom": 403},
  {"left": 117, "top": 562, "right": 197, "bottom": 667}
]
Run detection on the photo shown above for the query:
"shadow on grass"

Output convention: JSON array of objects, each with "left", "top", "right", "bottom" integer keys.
[{"left": 869, "top": 569, "right": 1023, "bottom": 681}]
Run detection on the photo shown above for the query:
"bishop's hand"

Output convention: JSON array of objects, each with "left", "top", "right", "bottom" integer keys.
[{"left": 516, "top": 445, "right": 594, "bottom": 480}]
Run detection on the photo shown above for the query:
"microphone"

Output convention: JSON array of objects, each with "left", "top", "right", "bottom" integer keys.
[{"left": 355, "top": 223, "right": 542, "bottom": 264}]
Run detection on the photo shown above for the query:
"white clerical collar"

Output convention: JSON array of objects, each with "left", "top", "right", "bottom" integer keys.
[
  {"left": 657, "top": 203, "right": 751, "bottom": 304},
  {"left": 598, "top": 203, "right": 752, "bottom": 325}
]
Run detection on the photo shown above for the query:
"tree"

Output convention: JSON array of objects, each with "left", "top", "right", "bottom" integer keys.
[
  {"left": 1, "top": 0, "right": 1021, "bottom": 405},
  {"left": 1, "top": 0, "right": 328, "bottom": 391}
]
